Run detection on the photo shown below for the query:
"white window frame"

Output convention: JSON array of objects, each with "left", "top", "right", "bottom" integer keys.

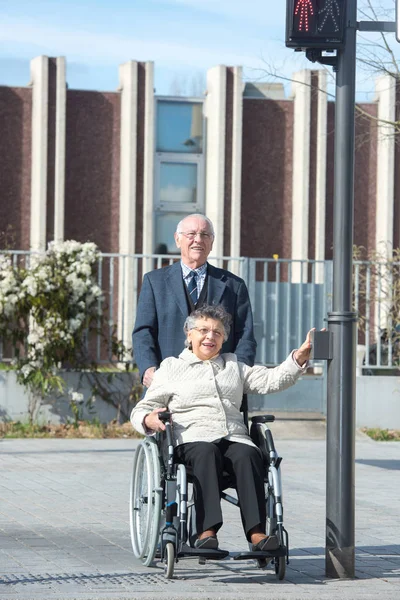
[{"left": 154, "top": 96, "right": 206, "bottom": 220}]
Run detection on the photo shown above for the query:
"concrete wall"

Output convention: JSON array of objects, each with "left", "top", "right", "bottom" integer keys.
[
  {"left": 355, "top": 376, "right": 400, "bottom": 429},
  {"left": 0, "top": 371, "right": 140, "bottom": 424}
]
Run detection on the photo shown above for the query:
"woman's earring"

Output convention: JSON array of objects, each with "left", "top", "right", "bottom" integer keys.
[{"left": 188, "top": 341, "right": 193, "bottom": 350}]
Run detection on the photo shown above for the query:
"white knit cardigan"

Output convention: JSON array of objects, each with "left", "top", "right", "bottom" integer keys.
[{"left": 130, "top": 348, "right": 306, "bottom": 447}]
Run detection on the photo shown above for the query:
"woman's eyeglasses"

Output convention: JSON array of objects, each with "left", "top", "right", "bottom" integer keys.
[{"left": 192, "top": 327, "right": 223, "bottom": 338}]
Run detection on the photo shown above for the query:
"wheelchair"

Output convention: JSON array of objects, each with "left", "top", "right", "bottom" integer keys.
[{"left": 129, "top": 407, "right": 289, "bottom": 580}]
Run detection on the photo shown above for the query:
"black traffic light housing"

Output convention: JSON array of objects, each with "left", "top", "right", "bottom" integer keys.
[{"left": 286, "top": 0, "right": 346, "bottom": 51}]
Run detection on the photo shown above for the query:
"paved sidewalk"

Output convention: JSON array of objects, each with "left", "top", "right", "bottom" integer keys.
[{"left": 0, "top": 431, "right": 399, "bottom": 600}]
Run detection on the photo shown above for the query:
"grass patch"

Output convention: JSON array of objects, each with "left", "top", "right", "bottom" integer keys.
[
  {"left": 0, "top": 362, "right": 13, "bottom": 371},
  {"left": 362, "top": 427, "right": 400, "bottom": 441},
  {"left": 0, "top": 420, "right": 143, "bottom": 439}
]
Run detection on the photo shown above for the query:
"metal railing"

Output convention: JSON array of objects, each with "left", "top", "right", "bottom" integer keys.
[{"left": 1, "top": 250, "right": 398, "bottom": 372}]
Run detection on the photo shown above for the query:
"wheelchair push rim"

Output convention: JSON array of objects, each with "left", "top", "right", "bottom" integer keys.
[{"left": 130, "top": 438, "right": 162, "bottom": 565}]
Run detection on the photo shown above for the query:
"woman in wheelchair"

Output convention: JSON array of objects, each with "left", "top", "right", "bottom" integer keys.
[{"left": 131, "top": 304, "right": 313, "bottom": 554}]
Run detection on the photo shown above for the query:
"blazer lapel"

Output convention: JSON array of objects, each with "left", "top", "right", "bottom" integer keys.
[
  {"left": 207, "top": 263, "right": 226, "bottom": 304},
  {"left": 166, "top": 262, "right": 189, "bottom": 317}
]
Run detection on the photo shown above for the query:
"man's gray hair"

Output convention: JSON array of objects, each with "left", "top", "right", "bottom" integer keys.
[
  {"left": 176, "top": 214, "right": 215, "bottom": 237},
  {"left": 183, "top": 304, "right": 232, "bottom": 347}
]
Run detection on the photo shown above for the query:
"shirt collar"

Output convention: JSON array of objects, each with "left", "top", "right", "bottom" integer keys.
[
  {"left": 179, "top": 348, "right": 224, "bottom": 368},
  {"left": 181, "top": 261, "right": 207, "bottom": 279}
]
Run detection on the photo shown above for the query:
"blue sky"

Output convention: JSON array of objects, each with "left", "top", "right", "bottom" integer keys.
[{"left": 0, "top": 0, "right": 398, "bottom": 99}]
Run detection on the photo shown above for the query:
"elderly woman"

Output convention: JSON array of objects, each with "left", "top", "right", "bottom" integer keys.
[{"left": 131, "top": 304, "right": 314, "bottom": 552}]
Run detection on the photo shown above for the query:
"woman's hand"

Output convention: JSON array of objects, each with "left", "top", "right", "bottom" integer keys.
[
  {"left": 143, "top": 408, "right": 169, "bottom": 432},
  {"left": 294, "top": 328, "right": 326, "bottom": 366}
]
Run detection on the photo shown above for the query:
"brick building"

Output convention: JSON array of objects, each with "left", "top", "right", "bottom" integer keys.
[{"left": 0, "top": 55, "right": 398, "bottom": 263}]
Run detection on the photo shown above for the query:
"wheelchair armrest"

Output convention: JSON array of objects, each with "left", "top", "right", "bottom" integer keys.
[
  {"left": 250, "top": 418, "right": 277, "bottom": 464},
  {"left": 251, "top": 414, "right": 275, "bottom": 424}
]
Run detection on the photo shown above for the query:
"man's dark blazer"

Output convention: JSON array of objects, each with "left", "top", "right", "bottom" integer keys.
[{"left": 132, "top": 261, "right": 257, "bottom": 380}]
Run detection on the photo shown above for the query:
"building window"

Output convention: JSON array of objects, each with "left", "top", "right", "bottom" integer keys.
[
  {"left": 154, "top": 98, "right": 205, "bottom": 254},
  {"left": 157, "top": 101, "right": 203, "bottom": 153}
]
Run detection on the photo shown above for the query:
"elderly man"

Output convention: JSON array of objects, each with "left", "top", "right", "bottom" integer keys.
[{"left": 132, "top": 213, "right": 256, "bottom": 387}]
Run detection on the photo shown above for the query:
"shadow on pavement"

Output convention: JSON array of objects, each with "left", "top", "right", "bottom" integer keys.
[{"left": 356, "top": 458, "right": 400, "bottom": 471}]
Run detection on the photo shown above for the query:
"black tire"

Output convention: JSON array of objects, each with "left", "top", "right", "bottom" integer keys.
[
  {"left": 164, "top": 542, "right": 175, "bottom": 579},
  {"left": 275, "top": 555, "right": 286, "bottom": 580},
  {"left": 130, "top": 439, "right": 162, "bottom": 565}
]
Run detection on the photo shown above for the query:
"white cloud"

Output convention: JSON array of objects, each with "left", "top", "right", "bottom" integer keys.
[
  {"left": 160, "top": 184, "right": 195, "bottom": 204},
  {"left": 0, "top": 14, "right": 270, "bottom": 70}
]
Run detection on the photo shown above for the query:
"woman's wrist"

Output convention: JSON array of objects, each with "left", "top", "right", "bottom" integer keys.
[
  {"left": 294, "top": 349, "right": 307, "bottom": 367},
  {"left": 143, "top": 414, "right": 152, "bottom": 432}
]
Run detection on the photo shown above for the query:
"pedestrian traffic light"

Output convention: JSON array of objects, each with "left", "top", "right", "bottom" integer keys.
[{"left": 286, "top": 0, "right": 347, "bottom": 50}]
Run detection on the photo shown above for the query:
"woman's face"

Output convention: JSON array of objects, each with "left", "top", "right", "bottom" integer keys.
[{"left": 187, "top": 317, "right": 225, "bottom": 361}]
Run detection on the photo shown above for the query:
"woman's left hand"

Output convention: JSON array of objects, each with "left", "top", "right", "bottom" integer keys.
[{"left": 294, "top": 328, "right": 326, "bottom": 366}]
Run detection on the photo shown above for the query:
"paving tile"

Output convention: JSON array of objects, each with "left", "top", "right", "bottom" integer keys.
[{"left": 0, "top": 438, "right": 400, "bottom": 599}]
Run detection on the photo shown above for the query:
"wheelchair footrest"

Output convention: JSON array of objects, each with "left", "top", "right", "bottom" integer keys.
[
  {"left": 233, "top": 546, "right": 287, "bottom": 560},
  {"left": 178, "top": 543, "right": 229, "bottom": 560}
]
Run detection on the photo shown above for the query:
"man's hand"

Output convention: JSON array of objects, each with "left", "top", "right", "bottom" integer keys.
[
  {"left": 143, "top": 366, "right": 157, "bottom": 388},
  {"left": 143, "top": 408, "right": 169, "bottom": 432}
]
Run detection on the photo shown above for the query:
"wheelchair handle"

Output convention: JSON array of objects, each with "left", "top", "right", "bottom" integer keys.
[{"left": 158, "top": 411, "right": 172, "bottom": 423}]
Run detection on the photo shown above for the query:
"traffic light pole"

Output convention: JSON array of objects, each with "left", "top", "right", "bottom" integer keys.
[
  {"left": 286, "top": 0, "right": 398, "bottom": 581},
  {"left": 325, "top": 0, "right": 358, "bottom": 579}
]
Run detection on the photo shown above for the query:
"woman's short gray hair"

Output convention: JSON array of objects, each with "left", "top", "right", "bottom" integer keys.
[{"left": 183, "top": 304, "right": 232, "bottom": 347}]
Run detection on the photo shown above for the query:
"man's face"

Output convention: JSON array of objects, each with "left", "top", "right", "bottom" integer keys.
[{"left": 174, "top": 216, "right": 214, "bottom": 268}]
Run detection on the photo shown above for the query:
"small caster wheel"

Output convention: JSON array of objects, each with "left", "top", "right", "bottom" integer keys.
[
  {"left": 274, "top": 555, "right": 286, "bottom": 580},
  {"left": 164, "top": 542, "right": 175, "bottom": 579}
]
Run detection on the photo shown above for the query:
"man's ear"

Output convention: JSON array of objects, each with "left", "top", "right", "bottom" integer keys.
[{"left": 174, "top": 232, "right": 181, "bottom": 249}]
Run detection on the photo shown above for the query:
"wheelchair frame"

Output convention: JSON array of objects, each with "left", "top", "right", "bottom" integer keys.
[{"left": 130, "top": 412, "right": 289, "bottom": 580}]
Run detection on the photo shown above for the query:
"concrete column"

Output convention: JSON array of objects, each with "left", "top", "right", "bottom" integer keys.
[
  {"left": 291, "top": 70, "right": 311, "bottom": 282},
  {"left": 230, "top": 66, "right": 243, "bottom": 274},
  {"left": 54, "top": 56, "right": 66, "bottom": 243},
  {"left": 315, "top": 70, "right": 328, "bottom": 283},
  {"left": 375, "top": 75, "right": 396, "bottom": 331},
  {"left": 205, "top": 65, "right": 227, "bottom": 261},
  {"left": 118, "top": 61, "right": 139, "bottom": 354},
  {"left": 142, "top": 61, "right": 155, "bottom": 274},
  {"left": 30, "top": 56, "right": 49, "bottom": 252}
]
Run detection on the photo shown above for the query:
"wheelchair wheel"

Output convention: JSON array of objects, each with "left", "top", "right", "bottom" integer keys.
[
  {"left": 274, "top": 555, "right": 286, "bottom": 580},
  {"left": 164, "top": 542, "right": 175, "bottom": 579},
  {"left": 130, "top": 438, "right": 162, "bottom": 565}
]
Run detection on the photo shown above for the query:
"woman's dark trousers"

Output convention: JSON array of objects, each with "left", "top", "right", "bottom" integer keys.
[{"left": 174, "top": 439, "right": 266, "bottom": 540}]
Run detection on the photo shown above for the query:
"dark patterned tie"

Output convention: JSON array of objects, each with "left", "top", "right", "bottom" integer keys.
[{"left": 187, "top": 271, "right": 198, "bottom": 305}]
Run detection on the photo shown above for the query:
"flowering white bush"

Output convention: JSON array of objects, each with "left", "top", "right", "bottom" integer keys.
[{"left": 0, "top": 241, "right": 104, "bottom": 399}]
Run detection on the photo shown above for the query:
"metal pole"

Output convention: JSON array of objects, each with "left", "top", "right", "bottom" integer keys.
[{"left": 326, "top": 0, "right": 358, "bottom": 579}]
